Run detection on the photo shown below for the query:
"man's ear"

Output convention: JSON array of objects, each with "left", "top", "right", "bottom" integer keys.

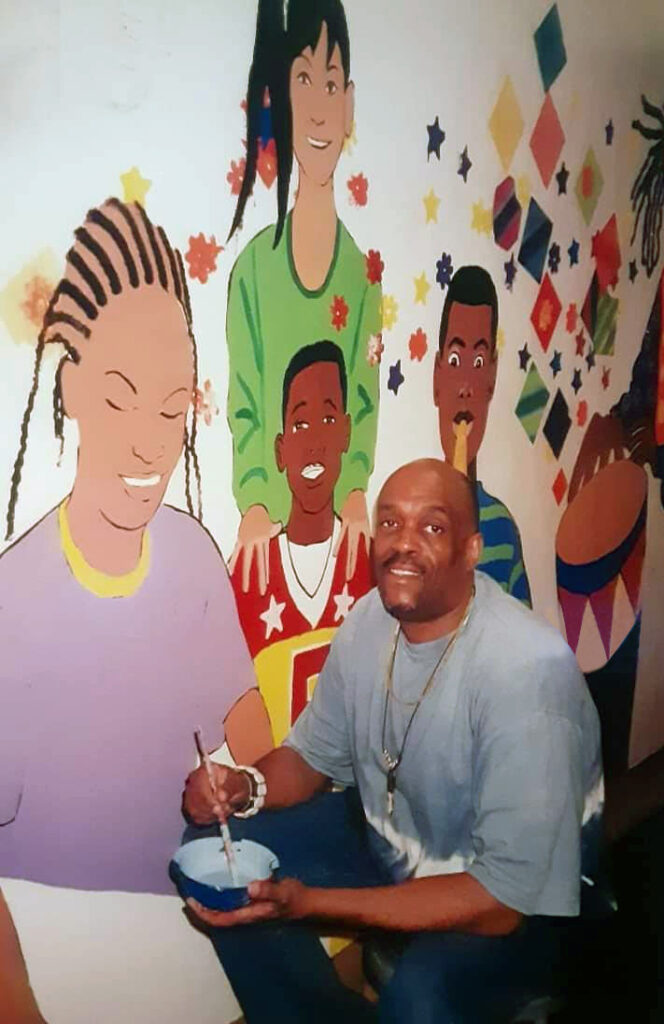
[
  {"left": 342, "top": 412, "right": 351, "bottom": 454},
  {"left": 488, "top": 350, "right": 498, "bottom": 401},
  {"left": 60, "top": 359, "right": 80, "bottom": 420},
  {"left": 344, "top": 80, "right": 355, "bottom": 139},
  {"left": 275, "top": 433, "right": 285, "bottom": 474},
  {"left": 433, "top": 350, "right": 442, "bottom": 408},
  {"left": 465, "top": 530, "right": 483, "bottom": 572}
]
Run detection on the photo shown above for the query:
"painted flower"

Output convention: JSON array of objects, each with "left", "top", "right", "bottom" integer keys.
[
  {"left": 186, "top": 233, "right": 223, "bottom": 284},
  {"left": 435, "top": 252, "right": 454, "bottom": 290},
  {"left": 367, "top": 332, "right": 384, "bottom": 367},
  {"left": 577, "top": 400, "right": 588, "bottom": 427},
  {"left": 227, "top": 157, "right": 246, "bottom": 196},
  {"left": 408, "top": 328, "right": 428, "bottom": 362},
  {"left": 365, "top": 249, "right": 384, "bottom": 285},
  {"left": 21, "top": 276, "right": 53, "bottom": 328},
  {"left": 194, "top": 379, "right": 220, "bottom": 426},
  {"left": 256, "top": 139, "right": 277, "bottom": 189},
  {"left": 381, "top": 294, "right": 398, "bottom": 331},
  {"left": 566, "top": 303, "right": 577, "bottom": 334},
  {"left": 347, "top": 173, "right": 368, "bottom": 207},
  {"left": 330, "top": 294, "right": 349, "bottom": 332}
]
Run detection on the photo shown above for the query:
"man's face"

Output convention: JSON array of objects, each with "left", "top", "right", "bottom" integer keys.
[
  {"left": 289, "top": 22, "right": 354, "bottom": 188},
  {"left": 62, "top": 287, "right": 194, "bottom": 531},
  {"left": 433, "top": 302, "right": 497, "bottom": 466},
  {"left": 373, "top": 464, "right": 479, "bottom": 623},
  {"left": 276, "top": 360, "right": 350, "bottom": 515}
]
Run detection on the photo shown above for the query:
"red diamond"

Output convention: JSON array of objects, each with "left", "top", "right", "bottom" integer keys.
[
  {"left": 552, "top": 469, "right": 567, "bottom": 505},
  {"left": 531, "top": 273, "right": 562, "bottom": 352},
  {"left": 530, "top": 94, "right": 565, "bottom": 188}
]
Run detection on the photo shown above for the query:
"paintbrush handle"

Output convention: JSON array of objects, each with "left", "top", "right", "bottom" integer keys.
[{"left": 195, "top": 729, "right": 240, "bottom": 886}]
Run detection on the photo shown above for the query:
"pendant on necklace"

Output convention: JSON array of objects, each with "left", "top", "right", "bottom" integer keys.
[{"left": 386, "top": 767, "right": 397, "bottom": 817}]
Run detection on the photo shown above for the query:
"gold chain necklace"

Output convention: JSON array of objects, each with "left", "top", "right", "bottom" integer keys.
[
  {"left": 381, "top": 586, "right": 475, "bottom": 816},
  {"left": 285, "top": 531, "right": 334, "bottom": 600}
]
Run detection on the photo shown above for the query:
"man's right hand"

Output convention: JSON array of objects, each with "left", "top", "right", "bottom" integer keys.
[
  {"left": 228, "top": 505, "right": 282, "bottom": 595},
  {"left": 183, "top": 764, "right": 251, "bottom": 824}
]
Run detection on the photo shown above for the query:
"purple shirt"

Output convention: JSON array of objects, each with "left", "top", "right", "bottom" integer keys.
[{"left": 0, "top": 504, "right": 253, "bottom": 894}]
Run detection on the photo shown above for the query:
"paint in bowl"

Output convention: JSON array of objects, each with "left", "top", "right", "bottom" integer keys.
[{"left": 170, "top": 838, "right": 280, "bottom": 911}]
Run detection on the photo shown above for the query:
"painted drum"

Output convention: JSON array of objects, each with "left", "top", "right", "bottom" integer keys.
[
  {"left": 170, "top": 838, "right": 279, "bottom": 911},
  {"left": 555, "top": 459, "right": 647, "bottom": 673}
]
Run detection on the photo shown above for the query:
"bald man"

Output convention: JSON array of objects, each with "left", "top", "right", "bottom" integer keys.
[{"left": 183, "top": 460, "right": 603, "bottom": 1024}]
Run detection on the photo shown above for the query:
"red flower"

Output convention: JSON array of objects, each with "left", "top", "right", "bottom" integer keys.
[
  {"left": 257, "top": 139, "right": 277, "bottom": 189},
  {"left": 21, "top": 276, "right": 53, "bottom": 328},
  {"left": 575, "top": 331, "right": 585, "bottom": 356},
  {"left": 330, "top": 295, "right": 349, "bottom": 332},
  {"left": 365, "top": 249, "right": 384, "bottom": 285},
  {"left": 347, "top": 173, "right": 368, "bottom": 207},
  {"left": 577, "top": 400, "right": 588, "bottom": 427},
  {"left": 186, "top": 233, "right": 223, "bottom": 284},
  {"left": 566, "top": 303, "right": 577, "bottom": 333},
  {"left": 227, "top": 157, "right": 246, "bottom": 196},
  {"left": 408, "top": 328, "right": 428, "bottom": 362}
]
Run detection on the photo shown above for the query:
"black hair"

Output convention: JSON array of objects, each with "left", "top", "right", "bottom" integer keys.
[
  {"left": 281, "top": 339, "right": 347, "bottom": 425},
  {"left": 631, "top": 94, "right": 664, "bottom": 278},
  {"left": 438, "top": 266, "right": 498, "bottom": 354},
  {"left": 229, "top": 0, "right": 350, "bottom": 249},
  {"left": 5, "top": 199, "right": 202, "bottom": 540}
]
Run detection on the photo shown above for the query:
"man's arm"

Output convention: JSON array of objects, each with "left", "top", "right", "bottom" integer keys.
[
  {"left": 0, "top": 889, "right": 46, "bottom": 1023},
  {"left": 223, "top": 688, "right": 274, "bottom": 766}
]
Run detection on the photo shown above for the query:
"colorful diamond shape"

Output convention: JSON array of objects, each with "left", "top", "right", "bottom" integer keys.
[
  {"left": 530, "top": 94, "right": 565, "bottom": 188},
  {"left": 515, "top": 363, "right": 550, "bottom": 443},
  {"left": 489, "top": 77, "right": 524, "bottom": 173},
  {"left": 581, "top": 272, "right": 618, "bottom": 355},
  {"left": 591, "top": 213, "right": 621, "bottom": 293},
  {"left": 518, "top": 198, "right": 553, "bottom": 283},
  {"left": 576, "top": 148, "right": 604, "bottom": 226},
  {"left": 543, "top": 389, "right": 571, "bottom": 458},
  {"left": 493, "top": 176, "right": 522, "bottom": 250},
  {"left": 552, "top": 468, "right": 568, "bottom": 505},
  {"left": 531, "top": 273, "right": 562, "bottom": 352},
  {"left": 534, "top": 4, "right": 567, "bottom": 92}
]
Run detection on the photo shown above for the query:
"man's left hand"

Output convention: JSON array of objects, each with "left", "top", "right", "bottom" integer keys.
[{"left": 186, "top": 878, "right": 310, "bottom": 928}]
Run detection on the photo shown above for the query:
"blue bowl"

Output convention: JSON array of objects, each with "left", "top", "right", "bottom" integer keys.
[{"left": 170, "top": 838, "right": 280, "bottom": 911}]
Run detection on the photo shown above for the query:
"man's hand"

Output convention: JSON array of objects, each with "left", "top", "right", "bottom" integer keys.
[
  {"left": 335, "top": 489, "right": 371, "bottom": 580},
  {"left": 228, "top": 505, "right": 282, "bottom": 595},
  {"left": 183, "top": 764, "right": 250, "bottom": 824},
  {"left": 187, "top": 878, "right": 310, "bottom": 928}
]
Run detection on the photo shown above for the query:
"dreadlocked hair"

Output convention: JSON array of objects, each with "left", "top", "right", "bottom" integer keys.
[
  {"left": 631, "top": 94, "right": 664, "bottom": 278},
  {"left": 5, "top": 198, "right": 202, "bottom": 541}
]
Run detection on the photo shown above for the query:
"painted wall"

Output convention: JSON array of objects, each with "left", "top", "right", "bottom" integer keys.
[{"left": 1, "top": 1, "right": 663, "bottom": 1021}]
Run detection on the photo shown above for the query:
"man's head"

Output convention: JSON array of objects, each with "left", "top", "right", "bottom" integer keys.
[
  {"left": 276, "top": 340, "right": 350, "bottom": 516},
  {"left": 434, "top": 266, "right": 498, "bottom": 468},
  {"left": 373, "top": 459, "right": 482, "bottom": 624}
]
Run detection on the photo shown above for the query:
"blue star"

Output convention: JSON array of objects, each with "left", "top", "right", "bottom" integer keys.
[
  {"left": 388, "top": 360, "right": 404, "bottom": 395},
  {"left": 585, "top": 348, "right": 596, "bottom": 371},
  {"left": 550, "top": 350, "right": 562, "bottom": 377},
  {"left": 568, "top": 239, "right": 580, "bottom": 267},
  {"left": 518, "top": 343, "right": 531, "bottom": 371},
  {"left": 427, "top": 116, "right": 445, "bottom": 160},
  {"left": 571, "top": 368, "right": 583, "bottom": 394},
  {"left": 629, "top": 260, "right": 638, "bottom": 282},
  {"left": 504, "top": 254, "right": 517, "bottom": 291},
  {"left": 458, "top": 146, "right": 472, "bottom": 182},
  {"left": 605, "top": 119, "right": 614, "bottom": 145},
  {"left": 548, "top": 242, "right": 561, "bottom": 274},
  {"left": 436, "top": 252, "right": 454, "bottom": 290},
  {"left": 555, "top": 162, "right": 569, "bottom": 195}
]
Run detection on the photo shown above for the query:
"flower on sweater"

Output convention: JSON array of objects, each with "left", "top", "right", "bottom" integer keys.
[
  {"left": 330, "top": 295, "right": 349, "bottom": 332},
  {"left": 365, "top": 249, "right": 384, "bottom": 285},
  {"left": 367, "top": 332, "right": 384, "bottom": 367}
]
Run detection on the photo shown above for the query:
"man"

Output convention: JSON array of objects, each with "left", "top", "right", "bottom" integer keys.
[
  {"left": 434, "top": 265, "right": 531, "bottom": 604},
  {"left": 185, "top": 459, "right": 603, "bottom": 1023},
  {"left": 231, "top": 341, "right": 372, "bottom": 743}
]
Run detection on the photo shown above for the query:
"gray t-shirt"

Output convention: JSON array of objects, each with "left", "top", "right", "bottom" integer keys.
[{"left": 286, "top": 571, "right": 603, "bottom": 917}]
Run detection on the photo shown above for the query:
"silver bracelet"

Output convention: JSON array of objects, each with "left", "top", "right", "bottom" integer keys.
[{"left": 233, "top": 764, "right": 267, "bottom": 818}]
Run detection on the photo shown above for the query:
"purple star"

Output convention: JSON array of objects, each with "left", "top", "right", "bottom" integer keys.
[
  {"left": 556, "top": 163, "right": 569, "bottom": 195},
  {"left": 568, "top": 239, "right": 580, "bottom": 267},
  {"left": 458, "top": 146, "right": 472, "bottom": 182},
  {"left": 550, "top": 350, "right": 562, "bottom": 377},
  {"left": 388, "top": 360, "right": 404, "bottom": 395},
  {"left": 436, "top": 252, "right": 454, "bottom": 290},
  {"left": 548, "top": 243, "right": 561, "bottom": 274},
  {"left": 518, "top": 343, "right": 531, "bottom": 371},
  {"left": 571, "top": 368, "right": 583, "bottom": 394},
  {"left": 629, "top": 260, "right": 638, "bottom": 283},
  {"left": 605, "top": 119, "right": 614, "bottom": 145},
  {"left": 504, "top": 254, "right": 517, "bottom": 291},
  {"left": 427, "top": 116, "right": 445, "bottom": 160},
  {"left": 585, "top": 348, "right": 596, "bottom": 371}
]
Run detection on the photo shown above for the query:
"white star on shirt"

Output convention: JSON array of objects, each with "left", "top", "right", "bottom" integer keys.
[
  {"left": 333, "top": 584, "right": 355, "bottom": 622},
  {"left": 259, "top": 593, "right": 286, "bottom": 640}
]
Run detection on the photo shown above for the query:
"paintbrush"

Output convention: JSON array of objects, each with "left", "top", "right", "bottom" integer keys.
[{"left": 194, "top": 728, "right": 240, "bottom": 887}]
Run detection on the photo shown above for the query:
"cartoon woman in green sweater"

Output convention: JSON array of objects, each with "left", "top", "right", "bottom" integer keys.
[{"left": 226, "top": 0, "right": 382, "bottom": 595}]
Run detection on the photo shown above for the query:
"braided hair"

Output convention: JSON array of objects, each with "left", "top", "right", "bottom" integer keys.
[
  {"left": 5, "top": 198, "right": 202, "bottom": 540},
  {"left": 631, "top": 95, "right": 664, "bottom": 277}
]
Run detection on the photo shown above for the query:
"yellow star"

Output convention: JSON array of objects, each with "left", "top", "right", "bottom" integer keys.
[
  {"left": 343, "top": 121, "right": 357, "bottom": 155},
  {"left": 516, "top": 174, "right": 531, "bottom": 209},
  {"left": 413, "top": 272, "right": 430, "bottom": 305},
  {"left": 423, "top": 188, "right": 440, "bottom": 224},
  {"left": 496, "top": 327, "right": 506, "bottom": 353},
  {"left": 471, "top": 201, "right": 492, "bottom": 236},
  {"left": 120, "top": 166, "right": 151, "bottom": 205}
]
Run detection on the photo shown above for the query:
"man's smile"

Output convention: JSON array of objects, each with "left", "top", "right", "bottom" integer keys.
[{"left": 301, "top": 462, "right": 325, "bottom": 481}]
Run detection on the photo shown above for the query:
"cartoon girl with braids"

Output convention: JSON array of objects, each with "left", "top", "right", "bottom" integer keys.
[
  {"left": 0, "top": 199, "right": 271, "bottom": 1019},
  {"left": 226, "top": 0, "right": 382, "bottom": 596}
]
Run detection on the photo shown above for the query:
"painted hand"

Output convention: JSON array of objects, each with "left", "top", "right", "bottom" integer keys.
[
  {"left": 187, "top": 878, "right": 309, "bottom": 928},
  {"left": 335, "top": 489, "right": 370, "bottom": 580},
  {"left": 182, "top": 764, "right": 250, "bottom": 825},
  {"left": 568, "top": 413, "right": 627, "bottom": 502},
  {"left": 228, "top": 505, "right": 282, "bottom": 595}
]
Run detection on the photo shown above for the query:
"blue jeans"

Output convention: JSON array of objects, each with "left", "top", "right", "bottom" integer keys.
[{"left": 183, "top": 790, "right": 573, "bottom": 1023}]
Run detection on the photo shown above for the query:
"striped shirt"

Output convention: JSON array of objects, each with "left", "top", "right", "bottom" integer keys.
[{"left": 477, "top": 481, "right": 531, "bottom": 606}]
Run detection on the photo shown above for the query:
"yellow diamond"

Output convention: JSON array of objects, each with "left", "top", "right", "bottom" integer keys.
[{"left": 489, "top": 77, "right": 524, "bottom": 172}]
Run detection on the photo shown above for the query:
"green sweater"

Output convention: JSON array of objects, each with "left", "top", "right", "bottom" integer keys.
[{"left": 226, "top": 214, "right": 382, "bottom": 523}]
